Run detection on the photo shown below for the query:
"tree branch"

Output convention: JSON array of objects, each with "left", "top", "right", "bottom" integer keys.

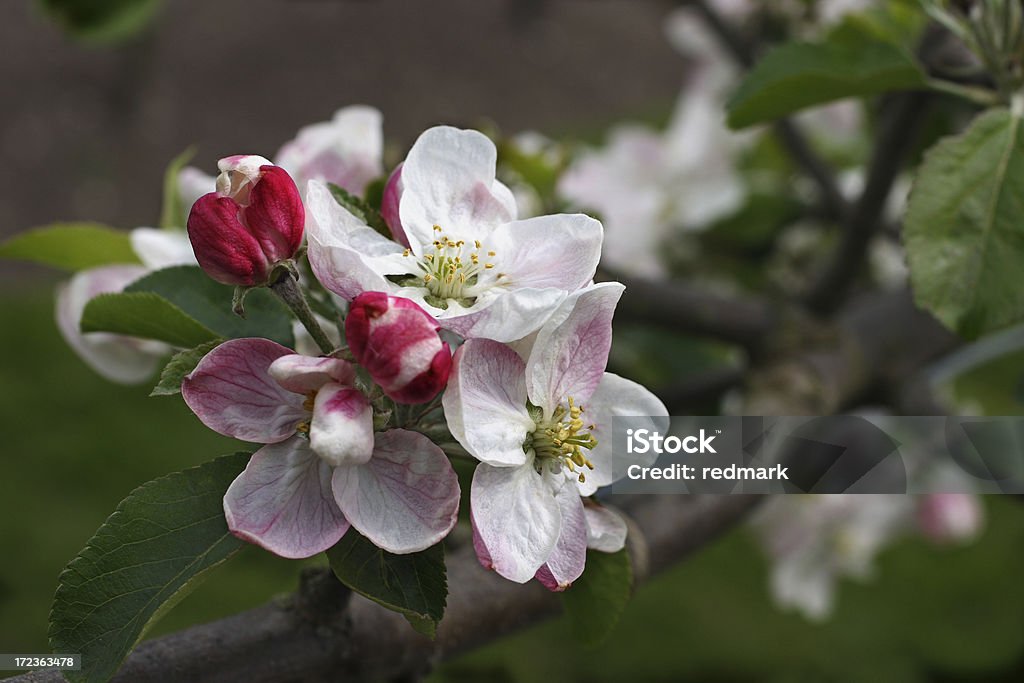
[{"left": 12, "top": 496, "right": 759, "bottom": 683}]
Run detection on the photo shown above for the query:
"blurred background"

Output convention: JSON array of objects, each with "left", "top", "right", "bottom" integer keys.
[{"left": 2, "top": 1, "right": 1024, "bottom": 681}]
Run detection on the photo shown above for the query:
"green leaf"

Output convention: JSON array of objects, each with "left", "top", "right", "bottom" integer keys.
[
  {"left": 37, "top": 0, "right": 162, "bottom": 44},
  {"left": 328, "top": 183, "right": 392, "bottom": 238},
  {"left": 905, "top": 108, "right": 1024, "bottom": 339},
  {"left": 0, "top": 223, "right": 140, "bottom": 271},
  {"left": 160, "top": 147, "right": 197, "bottom": 230},
  {"left": 48, "top": 452, "right": 249, "bottom": 683},
  {"left": 126, "top": 266, "right": 295, "bottom": 347},
  {"left": 326, "top": 532, "right": 447, "bottom": 637},
  {"left": 81, "top": 292, "right": 218, "bottom": 348},
  {"left": 150, "top": 340, "right": 222, "bottom": 396},
  {"left": 560, "top": 548, "right": 633, "bottom": 647},
  {"left": 726, "top": 35, "right": 925, "bottom": 129}
]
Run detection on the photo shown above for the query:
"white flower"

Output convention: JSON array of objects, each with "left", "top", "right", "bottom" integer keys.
[
  {"left": 443, "top": 284, "right": 667, "bottom": 587},
  {"left": 307, "top": 125, "right": 604, "bottom": 342}
]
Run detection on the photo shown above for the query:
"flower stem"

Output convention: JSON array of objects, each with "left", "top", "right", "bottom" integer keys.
[{"left": 270, "top": 270, "right": 336, "bottom": 355}]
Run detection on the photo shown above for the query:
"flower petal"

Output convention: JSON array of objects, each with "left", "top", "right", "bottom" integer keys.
[
  {"left": 398, "top": 126, "right": 517, "bottom": 252},
  {"left": 275, "top": 105, "right": 383, "bottom": 195},
  {"left": 224, "top": 437, "right": 349, "bottom": 559},
  {"left": 525, "top": 282, "right": 624, "bottom": 413},
  {"left": 129, "top": 228, "right": 196, "bottom": 270},
  {"left": 310, "top": 383, "right": 374, "bottom": 467},
  {"left": 55, "top": 265, "right": 167, "bottom": 385},
  {"left": 332, "top": 429, "right": 460, "bottom": 554},
  {"left": 443, "top": 339, "right": 534, "bottom": 467},
  {"left": 575, "top": 371, "right": 670, "bottom": 495},
  {"left": 487, "top": 214, "right": 602, "bottom": 291},
  {"left": 181, "top": 338, "right": 306, "bottom": 443},
  {"left": 380, "top": 163, "right": 409, "bottom": 247},
  {"left": 305, "top": 180, "right": 405, "bottom": 300},
  {"left": 584, "top": 503, "right": 628, "bottom": 552},
  {"left": 243, "top": 165, "right": 305, "bottom": 263},
  {"left": 268, "top": 354, "right": 355, "bottom": 394},
  {"left": 535, "top": 484, "right": 587, "bottom": 591},
  {"left": 470, "top": 462, "right": 562, "bottom": 583},
  {"left": 440, "top": 286, "right": 567, "bottom": 343},
  {"left": 187, "top": 194, "right": 271, "bottom": 286}
]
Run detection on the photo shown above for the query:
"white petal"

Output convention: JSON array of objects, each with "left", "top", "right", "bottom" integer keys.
[
  {"left": 584, "top": 504, "right": 628, "bottom": 552},
  {"left": 576, "top": 372, "right": 669, "bottom": 495},
  {"left": 470, "top": 462, "right": 562, "bottom": 583},
  {"left": 440, "top": 286, "right": 567, "bottom": 343},
  {"left": 129, "top": 228, "right": 197, "bottom": 269},
  {"left": 275, "top": 105, "right": 383, "bottom": 194},
  {"left": 443, "top": 339, "right": 534, "bottom": 467},
  {"left": 332, "top": 429, "right": 460, "bottom": 553},
  {"left": 224, "top": 437, "right": 349, "bottom": 559},
  {"left": 525, "top": 282, "right": 624, "bottom": 414},
  {"left": 398, "top": 126, "right": 516, "bottom": 252},
  {"left": 268, "top": 354, "right": 355, "bottom": 394},
  {"left": 487, "top": 214, "right": 602, "bottom": 292},
  {"left": 536, "top": 485, "right": 587, "bottom": 590}
]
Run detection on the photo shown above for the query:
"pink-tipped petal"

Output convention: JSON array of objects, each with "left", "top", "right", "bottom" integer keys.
[
  {"left": 310, "top": 383, "right": 375, "bottom": 467},
  {"left": 443, "top": 339, "right": 535, "bottom": 467},
  {"left": 525, "top": 282, "right": 624, "bottom": 414},
  {"left": 268, "top": 354, "right": 354, "bottom": 394},
  {"left": 470, "top": 508, "right": 493, "bottom": 570},
  {"left": 332, "top": 429, "right": 460, "bottom": 554},
  {"left": 535, "top": 484, "right": 587, "bottom": 591},
  {"left": 187, "top": 193, "right": 271, "bottom": 286},
  {"left": 224, "top": 437, "right": 349, "bottom": 559},
  {"left": 182, "top": 338, "right": 306, "bottom": 443},
  {"left": 487, "top": 214, "right": 603, "bottom": 291},
  {"left": 380, "top": 163, "right": 409, "bottom": 247},
  {"left": 243, "top": 165, "right": 305, "bottom": 263},
  {"left": 470, "top": 462, "right": 561, "bottom": 583},
  {"left": 584, "top": 503, "right": 629, "bottom": 552}
]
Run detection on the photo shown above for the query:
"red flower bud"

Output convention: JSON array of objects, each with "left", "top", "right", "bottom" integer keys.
[
  {"left": 380, "top": 163, "right": 410, "bottom": 247},
  {"left": 187, "top": 156, "right": 305, "bottom": 286},
  {"left": 346, "top": 292, "right": 452, "bottom": 404}
]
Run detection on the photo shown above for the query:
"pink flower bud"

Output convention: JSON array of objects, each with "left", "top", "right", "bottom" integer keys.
[
  {"left": 187, "top": 155, "right": 305, "bottom": 286},
  {"left": 918, "top": 493, "right": 983, "bottom": 544},
  {"left": 380, "top": 163, "right": 410, "bottom": 247},
  {"left": 345, "top": 291, "right": 452, "bottom": 404}
]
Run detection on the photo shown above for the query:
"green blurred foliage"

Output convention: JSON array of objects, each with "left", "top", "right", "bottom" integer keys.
[{"left": 37, "top": 0, "right": 162, "bottom": 45}]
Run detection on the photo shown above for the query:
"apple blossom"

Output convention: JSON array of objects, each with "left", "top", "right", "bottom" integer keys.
[
  {"left": 751, "top": 494, "right": 913, "bottom": 620},
  {"left": 181, "top": 338, "right": 459, "bottom": 557},
  {"left": 345, "top": 292, "right": 452, "bottom": 404},
  {"left": 306, "top": 125, "right": 604, "bottom": 342},
  {"left": 275, "top": 105, "right": 384, "bottom": 195},
  {"left": 187, "top": 156, "right": 304, "bottom": 286},
  {"left": 918, "top": 493, "right": 984, "bottom": 543},
  {"left": 443, "top": 283, "right": 668, "bottom": 587},
  {"left": 56, "top": 228, "right": 197, "bottom": 384}
]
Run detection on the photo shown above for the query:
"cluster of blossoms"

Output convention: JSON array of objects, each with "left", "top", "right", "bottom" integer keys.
[{"left": 75, "top": 111, "right": 667, "bottom": 590}]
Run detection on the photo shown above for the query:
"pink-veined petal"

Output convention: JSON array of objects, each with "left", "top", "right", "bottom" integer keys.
[
  {"left": 525, "top": 282, "right": 624, "bottom": 414},
  {"left": 181, "top": 338, "right": 305, "bottom": 443},
  {"left": 575, "top": 371, "right": 669, "bottom": 496},
  {"left": 224, "top": 437, "right": 349, "bottom": 559},
  {"left": 268, "top": 354, "right": 355, "bottom": 394},
  {"left": 332, "top": 429, "right": 460, "bottom": 554},
  {"left": 487, "top": 214, "right": 602, "bottom": 292},
  {"left": 471, "top": 462, "right": 561, "bottom": 583},
  {"left": 443, "top": 339, "right": 534, "bottom": 467},
  {"left": 535, "top": 484, "right": 587, "bottom": 591},
  {"left": 310, "top": 383, "right": 374, "bottom": 467},
  {"left": 398, "top": 126, "right": 517, "bottom": 252}
]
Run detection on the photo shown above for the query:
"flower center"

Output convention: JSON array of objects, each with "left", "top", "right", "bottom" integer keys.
[
  {"left": 295, "top": 391, "right": 317, "bottom": 436},
  {"left": 400, "top": 225, "right": 498, "bottom": 308},
  {"left": 526, "top": 397, "right": 598, "bottom": 483}
]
